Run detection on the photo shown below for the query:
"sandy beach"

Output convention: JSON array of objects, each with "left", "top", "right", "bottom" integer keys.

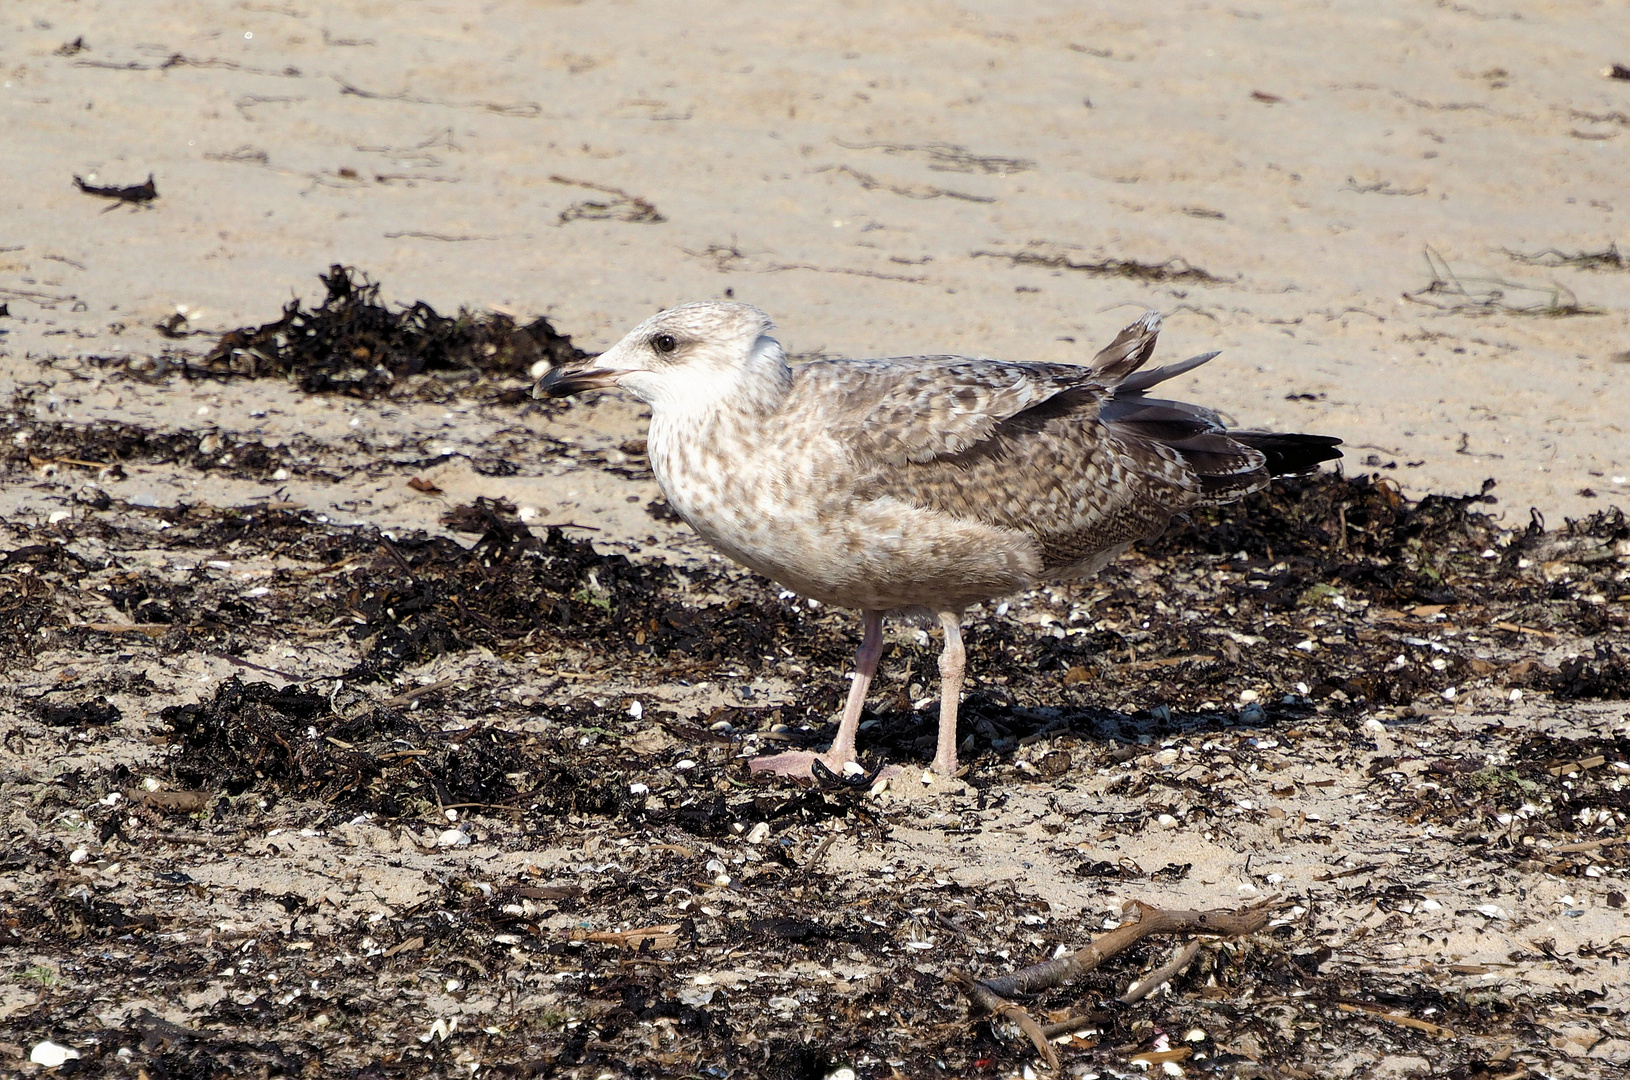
[{"left": 2, "top": 2, "right": 1628, "bottom": 1076}]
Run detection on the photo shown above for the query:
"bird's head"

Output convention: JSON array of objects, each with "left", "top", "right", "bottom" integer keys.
[{"left": 537, "top": 301, "right": 789, "bottom": 413}]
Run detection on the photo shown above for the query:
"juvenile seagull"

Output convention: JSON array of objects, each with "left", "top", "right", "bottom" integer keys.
[{"left": 541, "top": 303, "right": 1340, "bottom": 782}]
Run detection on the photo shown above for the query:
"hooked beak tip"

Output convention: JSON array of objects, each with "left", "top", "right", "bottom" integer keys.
[{"left": 535, "top": 364, "right": 617, "bottom": 399}]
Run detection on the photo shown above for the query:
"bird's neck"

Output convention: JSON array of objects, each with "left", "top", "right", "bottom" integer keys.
[{"left": 731, "top": 338, "right": 795, "bottom": 415}]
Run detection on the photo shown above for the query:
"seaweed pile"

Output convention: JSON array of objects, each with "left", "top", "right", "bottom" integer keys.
[{"left": 197, "top": 265, "right": 589, "bottom": 398}]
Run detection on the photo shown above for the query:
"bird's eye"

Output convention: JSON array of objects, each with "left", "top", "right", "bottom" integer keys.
[{"left": 652, "top": 333, "right": 677, "bottom": 355}]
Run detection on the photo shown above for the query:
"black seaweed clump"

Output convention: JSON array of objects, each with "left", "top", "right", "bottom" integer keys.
[{"left": 200, "top": 265, "right": 589, "bottom": 397}]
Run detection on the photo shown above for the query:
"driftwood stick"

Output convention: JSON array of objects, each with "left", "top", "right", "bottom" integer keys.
[
  {"left": 993, "top": 999, "right": 1060, "bottom": 1071},
  {"left": 953, "top": 898, "right": 1277, "bottom": 1068},
  {"left": 965, "top": 899, "right": 1272, "bottom": 1012}
]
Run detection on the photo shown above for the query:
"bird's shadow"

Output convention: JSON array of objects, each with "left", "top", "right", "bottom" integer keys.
[{"left": 861, "top": 692, "right": 1312, "bottom": 771}]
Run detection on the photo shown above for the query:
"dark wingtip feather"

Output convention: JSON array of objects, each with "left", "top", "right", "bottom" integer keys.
[{"left": 1231, "top": 432, "right": 1344, "bottom": 476}]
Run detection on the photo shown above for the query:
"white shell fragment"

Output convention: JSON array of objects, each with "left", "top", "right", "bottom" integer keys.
[{"left": 31, "top": 1042, "right": 81, "bottom": 1067}]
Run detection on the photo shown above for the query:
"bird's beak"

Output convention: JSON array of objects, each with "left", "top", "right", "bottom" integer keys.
[{"left": 535, "top": 361, "right": 619, "bottom": 399}]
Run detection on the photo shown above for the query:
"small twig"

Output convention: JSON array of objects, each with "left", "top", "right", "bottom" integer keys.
[
  {"left": 803, "top": 834, "right": 835, "bottom": 870},
  {"left": 68, "top": 622, "right": 170, "bottom": 636},
  {"left": 1313, "top": 864, "right": 1380, "bottom": 881},
  {"left": 216, "top": 652, "right": 311, "bottom": 683},
  {"left": 1119, "top": 940, "right": 1202, "bottom": 1004},
  {"left": 1551, "top": 836, "right": 1627, "bottom": 854},
  {"left": 1337, "top": 1001, "right": 1455, "bottom": 1038},
  {"left": 1037, "top": 1010, "right": 1112, "bottom": 1040},
  {"left": 383, "top": 677, "right": 460, "bottom": 707}
]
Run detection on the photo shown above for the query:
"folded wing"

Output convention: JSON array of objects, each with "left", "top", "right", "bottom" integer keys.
[{"left": 806, "top": 312, "right": 1341, "bottom": 574}]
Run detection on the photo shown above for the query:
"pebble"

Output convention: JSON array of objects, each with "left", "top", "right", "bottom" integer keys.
[{"left": 437, "top": 828, "right": 470, "bottom": 848}]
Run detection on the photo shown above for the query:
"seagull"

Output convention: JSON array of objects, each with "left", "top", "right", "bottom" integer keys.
[{"left": 540, "top": 303, "right": 1340, "bottom": 783}]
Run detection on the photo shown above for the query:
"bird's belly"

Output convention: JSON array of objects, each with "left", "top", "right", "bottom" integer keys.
[{"left": 661, "top": 466, "right": 1043, "bottom": 610}]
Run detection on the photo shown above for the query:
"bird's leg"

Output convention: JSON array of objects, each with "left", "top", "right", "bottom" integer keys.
[
  {"left": 749, "top": 609, "right": 884, "bottom": 779},
  {"left": 930, "top": 610, "right": 966, "bottom": 776}
]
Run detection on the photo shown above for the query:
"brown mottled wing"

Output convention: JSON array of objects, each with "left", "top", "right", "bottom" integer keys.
[
  {"left": 803, "top": 356, "right": 1097, "bottom": 466},
  {"left": 802, "top": 356, "right": 1216, "bottom": 573}
]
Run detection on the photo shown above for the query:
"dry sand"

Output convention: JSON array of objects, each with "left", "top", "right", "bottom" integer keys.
[{"left": 2, "top": 1, "right": 1628, "bottom": 1077}]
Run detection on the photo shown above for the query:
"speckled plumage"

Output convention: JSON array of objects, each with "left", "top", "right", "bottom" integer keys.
[{"left": 542, "top": 302, "right": 1340, "bottom": 781}]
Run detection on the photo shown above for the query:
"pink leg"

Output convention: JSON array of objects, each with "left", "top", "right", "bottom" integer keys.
[
  {"left": 929, "top": 610, "right": 966, "bottom": 776},
  {"left": 750, "top": 610, "right": 884, "bottom": 779}
]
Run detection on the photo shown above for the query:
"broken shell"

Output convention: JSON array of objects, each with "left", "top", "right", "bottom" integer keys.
[{"left": 31, "top": 1042, "right": 81, "bottom": 1067}]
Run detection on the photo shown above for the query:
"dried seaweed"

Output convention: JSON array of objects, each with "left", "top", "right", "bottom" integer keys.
[
  {"left": 973, "top": 248, "right": 1225, "bottom": 284},
  {"left": 1404, "top": 245, "right": 1607, "bottom": 317},
  {"left": 1505, "top": 243, "right": 1629, "bottom": 272},
  {"left": 200, "top": 265, "right": 588, "bottom": 397}
]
